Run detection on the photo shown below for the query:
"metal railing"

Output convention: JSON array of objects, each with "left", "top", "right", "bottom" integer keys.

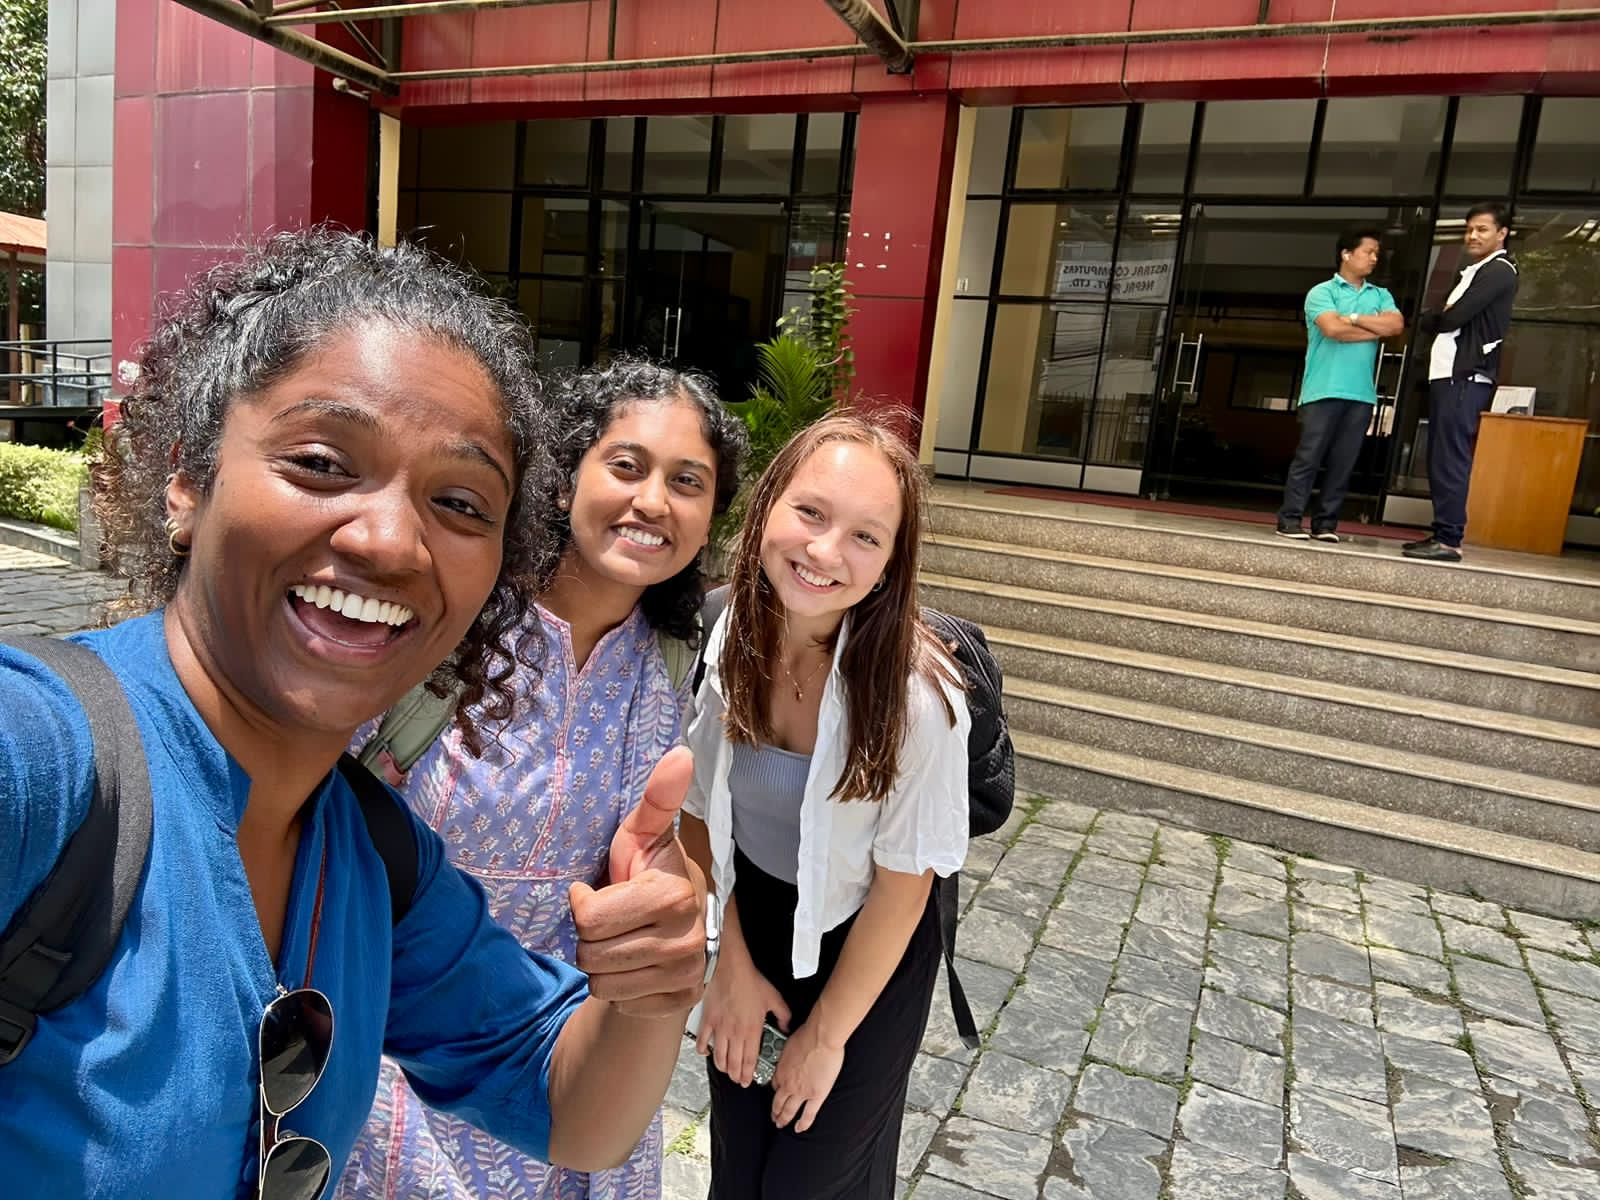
[{"left": 0, "top": 339, "right": 113, "bottom": 410}]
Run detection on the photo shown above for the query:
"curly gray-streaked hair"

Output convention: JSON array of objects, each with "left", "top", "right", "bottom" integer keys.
[{"left": 100, "top": 226, "right": 562, "bottom": 741}]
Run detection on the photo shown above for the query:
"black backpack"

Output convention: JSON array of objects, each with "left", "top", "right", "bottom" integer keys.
[
  {"left": 0, "top": 636, "right": 418, "bottom": 1067},
  {"left": 694, "top": 591, "right": 1015, "bottom": 1048}
]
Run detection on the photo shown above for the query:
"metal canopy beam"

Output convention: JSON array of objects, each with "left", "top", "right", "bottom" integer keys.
[
  {"left": 173, "top": 0, "right": 396, "bottom": 92},
  {"left": 823, "top": 0, "right": 913, "bottom": 74},
  {"left": 267, "top": 0, "right": 583, "bottom": 24}
]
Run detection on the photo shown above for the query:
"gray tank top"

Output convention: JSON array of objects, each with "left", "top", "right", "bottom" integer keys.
[{"left": 729, "top": 742, "right": 812, "bottom": 886}]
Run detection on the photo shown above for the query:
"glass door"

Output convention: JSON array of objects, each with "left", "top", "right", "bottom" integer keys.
[
  {"left": 626, "top": 200, "right": 787, "bottom": 403},
  {"left": 1144, "top": 203, "right": 1427, "bottom": 516}
]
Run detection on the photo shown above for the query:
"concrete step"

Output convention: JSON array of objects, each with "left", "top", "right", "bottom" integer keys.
[
  {"left": 921, "top": 573, "right": 1600, "bottom": 728},
  {"left": 925, "top": 533, "right": 1600, "bottom": 673},
  {"left": 930, "top": 498, "right": 1600, "bottom": 623},
  {"left": 977, "top": 624, "right": 1600, "bottom": 786},
  {"left": 1012, "top": 732, "right": 1600, "bottom": 920},
  {"left": 1004, "top": 676, "right": 1600, "bottom": 852}
]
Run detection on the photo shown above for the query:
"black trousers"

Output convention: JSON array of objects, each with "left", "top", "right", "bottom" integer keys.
[
  {"left": 1278, "top": 397, "right": 1373, "bottom": 533},
  {"left": 707, "top": 848, "right": 942, "bottom": 1200},
  {"left": 1427, "top": 377, "right": 1497, "bottom": 547}
]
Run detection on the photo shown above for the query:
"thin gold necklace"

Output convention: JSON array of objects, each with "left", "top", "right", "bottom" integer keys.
[{"left": 780, "top": 652, "right": 829, "bottom": 702}]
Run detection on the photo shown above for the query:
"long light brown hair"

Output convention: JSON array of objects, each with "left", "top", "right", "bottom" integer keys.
[{"left": 719, "top": 410, "right": 960, "bottom": 803}]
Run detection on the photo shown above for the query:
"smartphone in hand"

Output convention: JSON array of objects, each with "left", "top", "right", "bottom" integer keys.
[{"left": 752, "top": 1022, "right": 788, "bottom": 1087}]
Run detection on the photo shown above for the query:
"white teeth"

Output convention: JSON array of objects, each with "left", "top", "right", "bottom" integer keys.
[
  {"left": 617, "top": 527, "right": 666, "bottom": 548},
  {"left": 794, "top": 564, "right": 835, "bottom": 588},
  {"left": 289, "top": 585, "right": 414, "bottom": 628}
]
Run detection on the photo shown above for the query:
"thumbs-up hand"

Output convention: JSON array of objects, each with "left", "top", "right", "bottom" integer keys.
[{"left": 569, "top": 747, "right": 708, "bottom": 1019}]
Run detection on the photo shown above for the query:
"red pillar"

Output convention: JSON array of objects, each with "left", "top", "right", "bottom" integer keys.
[
  {"left": 111, "top": 0, "right": 369, "bottom": 388},
  {"left": 842, "top": 94, "right": 960, "bottom": 430}
]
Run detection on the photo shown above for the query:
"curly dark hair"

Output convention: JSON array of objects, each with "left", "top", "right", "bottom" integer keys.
[
  {"left": 98, "top": 227, "right": 563, "bottom": 747},
  {"left": 545, "top": 355, "right": 747, "bottom": 646}
]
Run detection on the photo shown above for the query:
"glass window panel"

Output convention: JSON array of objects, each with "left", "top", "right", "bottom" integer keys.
[
  {"left": 519, "top": 196, "right": 589, "bottom": 277},
  {"left": 603, "top": 118, "right": 637, "bottom": 190},
  {"left": 787, "top": 204, "right": 840, "bottom": 292},
  {"left": 719, "top": 114, "right": 797, "bottom": 194},
  {"left": 1085, "top": 305, "right": 1165, "bottom": 465},
  {"left": 1013, "top": 107, "right": 1125, "bottom": 190},
  {"left": 417, "top": 121, "right": 515, "bottom": 190},
  {"left": 1193, "top": 100, "right": 1317, "bottom": 195},
  {"left": 643, "top": 116, "right": 715, "bottom": 193},
  {"left": 517, "top": 278, "right": 586, "bottom": 347},
  {"left": 592, "top": 280, "right": 624, "bottom": 365},
  {"left": 410, "top": 191, "right": 513, "bottom": 273},
  {"left": 979, "top": 302, "right": 1106, "bottom": 459},
  {"left": 956, "top": 199, "right": 999, "bottom": 296},
  {"left": 1528, "top": 99, "right": 1600, "bottom": 193},
  {"left": 521, "top": 119, "right": 591, "bottom": 187},
  {"left": 1131, "top": 103, "right": 1194, "bottom": 193},
  {"left": 396, "top": 191, "right": 418, "bottom": 235},
  {"left": 1512, "top": 208, "right": 1600, "bottom": 327},
  {"left": 597, "top": 200, "right": 629, "bottom": 280},
  {"left": 934, "top": 299, "right": 988, "bottom": 451},
  {"left": 1111, "top": 204, "right": 1181, "bottom": 304},
  {"left": 967, "top": 107, "right": 1012, "bottom": 195},
  {"left": 1444, "top": 96, "right": 1522, "bottom": 198},
  {"left": 400, "top": 123, "right": 421, "bottom": 188},
  {"left": 802, "top": 113, "right": 846, "bottom": 194},
  {"left": 1315, "top": 97, "right": 1446, "bottom": 196},
  {"left": 1000, "top": 203, "right": 1118, "bottom": 299}
]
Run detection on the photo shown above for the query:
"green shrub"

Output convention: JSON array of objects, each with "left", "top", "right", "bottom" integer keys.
[{"left": 0, "top": 442, "right": 89, "bottom": 532}]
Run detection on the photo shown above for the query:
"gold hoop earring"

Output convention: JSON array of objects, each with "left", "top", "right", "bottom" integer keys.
[
  {"left": 165, "top": 518, "right": 190, "bottom": 558},
  {"left": 871, "top": 577, "right": 885, "bottom": 593}
]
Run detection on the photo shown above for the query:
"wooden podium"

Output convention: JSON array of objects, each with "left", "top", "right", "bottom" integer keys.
[{"left": 1465, "top": 414, "right": 1588, "bottom": 555}]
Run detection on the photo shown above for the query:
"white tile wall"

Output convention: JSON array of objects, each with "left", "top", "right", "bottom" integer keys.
[
  {"left": 74, "top": 165, "right": 112, "bottom": 263},
  {"left": 75, "top": 74, "right": 114, "bottom": 167}
]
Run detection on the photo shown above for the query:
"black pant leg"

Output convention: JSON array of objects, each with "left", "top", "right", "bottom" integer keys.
[
  {"left": 1311, "top": 399, "right": 1373, "bottom": 532},
  {"left": 708, "top": 1056, "right": 781, "bottom": 1200},
  {"left": 1279, "top": 399, "right": 1338, "bottom": 523},
  {"left": 1427, "top": 379, "right": 1495, "bottom": 547}
]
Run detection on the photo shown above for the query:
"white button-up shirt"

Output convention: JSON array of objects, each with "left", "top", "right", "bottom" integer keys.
[{"left": 682, "top": 610, "right": 970, "bottom": 979}]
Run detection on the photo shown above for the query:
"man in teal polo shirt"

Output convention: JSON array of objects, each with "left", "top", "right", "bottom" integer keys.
[{"left": 1276, "top": 227, "right": 1405, "bottom": 542}]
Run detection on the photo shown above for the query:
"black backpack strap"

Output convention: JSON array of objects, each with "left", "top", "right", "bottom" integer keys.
[
  {"left": 337, "top": 754, "right": 419, "bottom": 927},
  {"left": 0, "top": 637, "right": 153, "bottom": 1066},
  {"left": 690, "top": 585, "right": 730, "bottom": 695},
  {"left": 933, "top": 874, "right": 981, "bottom": 1050}
]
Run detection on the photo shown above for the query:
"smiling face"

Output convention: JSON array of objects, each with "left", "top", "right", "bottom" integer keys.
[
  {"left": 562, "top": 396, "right": 718, "bottom": 601},
  {"left": 165, "top": 319, "right": 516, "bottom": 741},
  {"left": 1463, "top": 212, "right": 1508, "bottom": 262},
  {"left": 757, "top": 440, "right": 902, "bottom": 626}
]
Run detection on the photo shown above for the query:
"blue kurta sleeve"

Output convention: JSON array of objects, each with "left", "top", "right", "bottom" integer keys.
[
  {"left": 381, "top": 813, "right": 589, "bottom": 1161},
  {"left": 0, "top": 648, "right": 96, "bottom": 927}
]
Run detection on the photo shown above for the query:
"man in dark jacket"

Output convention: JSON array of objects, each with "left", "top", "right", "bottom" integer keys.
[{"left": 1405, "top": 202, "right": 1519, "bottom": 562}]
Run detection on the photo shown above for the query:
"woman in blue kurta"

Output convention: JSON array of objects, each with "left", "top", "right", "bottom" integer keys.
[
  {"left": 0, "top": 231, "right": 709, "bottom": 1199},
  {"left": 339, "top": 360, "right": 745, "bottom": 1199}
]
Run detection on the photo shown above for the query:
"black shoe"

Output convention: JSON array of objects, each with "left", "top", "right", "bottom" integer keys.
[
  {"left": 1311, "top": 529, "right": 1340, "bottom": 544},
  {"left": 1402, "top": 539, "right": 1462, "bottom": 562},
  {"left": 1401, "top": 536, "right": 1433, "bottom": 551},
  {"left": 1275, "top": 520, "right": 1310, "bottom": 540}
]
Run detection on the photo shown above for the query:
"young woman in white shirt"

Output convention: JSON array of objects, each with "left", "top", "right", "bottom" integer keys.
[{"left": 680, "top": 411, "right": 970, "bottom": 1198}]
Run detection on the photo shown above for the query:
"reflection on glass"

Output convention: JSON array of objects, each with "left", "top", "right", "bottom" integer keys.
[
  {"left": 1085, "top": 305, "right": 1165, "bottom": 465},
  {"left": 956, "top": 199, "right": 999, "bottom": 296},
  {"left": 1443, "top": 96, "right": 1521, "bottom": 198},
  {"left": 1000, "top": 204, "right": 1117, "bottom": 298},
  {"left": 967, "top": 107, "right": 1012, "bottom": 195},
  {"left": 519, "top": 196, "right": 588, "bottom": 277},
  {"left": 518, "top": 278, "right": 585, "bottom": 353},
  {"left": 1528, "top": 100, "right": 1600, "bottom": 193},
  {"left": 1131, "top": 103, "right": 1194, "bottom": 193},
  {"left": 1013, "top": 107, "right": 1124, "bottom": 190},
  {"left": 604, "top": 118, "right": 636, "bottom": 191},
  {"left": 417, "top": 122, "right": 515, "bottom": 190},
  {"left": 1315, "top": 97, "right": 1446, "bottom": 196},
  {"left": 979, "top": 302, "right": 1104, "bottom": 460},
  {"left": 802, "top": 113, "right": 846, "bottom": 194},
  {"left": 411, "top": 192, "right": 514, "bottom": 272},
  {"left": 1111, "top": 205, "right": 1181, "bottom": 303},
  {"left": 787, "top": 204, "right": 840, "bottom": 288},
  {"left": 1194, "top": 100, "right": 1316, "bottom": 195},
  {"left": 643, "top": 116, "right": 714, "bottom": 192},
  {"left": 720, "top": 114, "right": 797, "bottom": 194},
  {"left": 521, "top": 119, "right": 591, "bottom": 187},
  {"left": 598, "top": 200, "right": 629, "bottom": 278}
]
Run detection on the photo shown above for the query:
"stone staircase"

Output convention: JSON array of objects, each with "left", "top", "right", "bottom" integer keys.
[{"left": 920, "top": 491, "right": 1600, "bottom": 919}]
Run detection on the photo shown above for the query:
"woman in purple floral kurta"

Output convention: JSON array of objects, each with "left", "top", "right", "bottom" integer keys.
[{"left": 338, "top": 359, "right": 746, "bottom": 1200}]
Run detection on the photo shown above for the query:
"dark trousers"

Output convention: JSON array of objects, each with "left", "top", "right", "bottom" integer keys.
[
  {"left": 707, "top": 849, "right": 942, "bottom": 1200},
  {"left": 1277, "top": 397, "right": 1373, "bottom": 532},
  {"left": 1427, "top": 377, "right": 1497, "bottom": 547}
]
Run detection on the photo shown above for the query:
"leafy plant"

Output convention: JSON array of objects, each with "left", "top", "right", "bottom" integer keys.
[
  {"left": 0, "top": 442, "right": 88, "bottom": 531},
  {"left": 776, "top": 262, "right": 855, "bottom": 404}
]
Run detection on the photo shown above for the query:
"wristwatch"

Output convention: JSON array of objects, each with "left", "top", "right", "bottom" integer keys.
[
  {"left": 1346, "top": 312, "right": 1360, "bottom": 326},
  {"left": 702, "top": 892, "right": 721, "bottom": 985}
]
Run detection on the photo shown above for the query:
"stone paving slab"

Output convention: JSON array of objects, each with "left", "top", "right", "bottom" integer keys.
[
  {"left": 652, "top": 798, "right": 1600, "bottom": 1198},
  {"left": 0, "top": 545, "right": 124, "bottom": 636}
]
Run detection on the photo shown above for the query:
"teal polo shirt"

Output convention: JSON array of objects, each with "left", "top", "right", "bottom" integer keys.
[{"left": 1300, "top": 275, "right": 1398, "bottom": 406}]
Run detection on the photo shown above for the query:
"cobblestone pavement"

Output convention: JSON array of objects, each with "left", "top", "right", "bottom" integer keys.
[
  {"left": 0, "top": 545, "right": 123, "bottom": 635},
  {"left": 660, "top": 800, "right": 1600, "bottom": 1199}
]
